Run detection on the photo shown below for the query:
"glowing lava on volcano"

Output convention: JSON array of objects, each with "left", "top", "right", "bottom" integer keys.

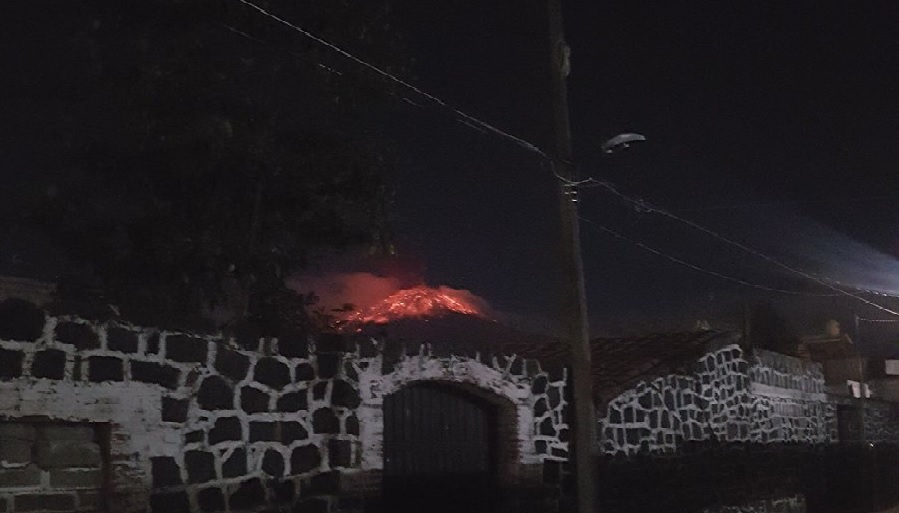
[{"left": 340, "top": 284, "right": 491, "bottom": 326}]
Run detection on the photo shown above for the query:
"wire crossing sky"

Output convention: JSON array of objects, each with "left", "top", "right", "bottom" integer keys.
[{"left": 230, "top": 0, "right": 899, "bottom": 320}]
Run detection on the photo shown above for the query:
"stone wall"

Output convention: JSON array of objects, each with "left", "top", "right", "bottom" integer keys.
[
  {"left": 593, "top": 342, "right": 899, "bottom": 513},
  {"left": 702, "top": 495, "right": 805, "bottom": 513},
  {"left": 599, "top": 344, "right": 839, "bottom": 456},
  {"left": 748, "top": 350, "right": 836, "bottom": 444},
  {"left": 863, "top": 400, "right": 899, "bottom": 444},
  {"left": 0, "top": 300, "right": 566, "bottom": 513}
]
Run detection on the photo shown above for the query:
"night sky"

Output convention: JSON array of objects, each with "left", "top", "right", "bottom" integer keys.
[
  {"left": 383, "top": 0, "right": 899, "bottom": 342},
  {"left": 2, "top": 1, "right": 899, "bottom": 346}
]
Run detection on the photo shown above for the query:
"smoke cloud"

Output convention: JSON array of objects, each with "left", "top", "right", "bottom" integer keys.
[{"left": 289, "top": 272, "right": 405, "bottom": 312}]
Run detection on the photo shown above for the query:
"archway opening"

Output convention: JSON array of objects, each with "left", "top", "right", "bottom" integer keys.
[{"left": 382, "top": 382, "right": 508, "bottom": 513}]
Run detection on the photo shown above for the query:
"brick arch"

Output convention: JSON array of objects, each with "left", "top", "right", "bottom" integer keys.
[{"left": 356, "top": 355, "right": 538, "bottom": 474}]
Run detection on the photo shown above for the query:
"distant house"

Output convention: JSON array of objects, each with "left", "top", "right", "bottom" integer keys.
[
  {"left": 578, "top": 329, "right": 899, "bottom": 513},
  {"left": 1, "top": 298, "right": 897, "bottom": 513}
]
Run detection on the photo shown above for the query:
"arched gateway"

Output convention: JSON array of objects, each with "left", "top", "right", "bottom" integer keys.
[
  {"left": 355, "top": 353, "right": 568, "bottom": 512},
  {"left": 383, "top": 382, "right": 500, "bottom": 513}
]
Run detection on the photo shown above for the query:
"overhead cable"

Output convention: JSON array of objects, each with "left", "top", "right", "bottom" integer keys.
[
  {"left": 580, "top": 179, "right": 899, "bottom": 317},
  {"left": 579, "top": 216, "right": 839, "bottom": 297},
  {"left": 232, "top": 0, "right": 549, "bottom": 157}
]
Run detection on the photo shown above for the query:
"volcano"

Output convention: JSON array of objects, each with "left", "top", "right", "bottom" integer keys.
[
  {"left": 338, "top": 284, "right": 556, "bottom": 353},
  {"left": 340, "top": 284, "right": 491, "bottom": 325}
]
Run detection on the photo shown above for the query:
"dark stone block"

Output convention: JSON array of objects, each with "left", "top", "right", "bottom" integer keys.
[
  {"left": 197, "top": 487, "right": 226, "bottom": 512},
  {"left": 535, "top": 440, "right": 548, "bottom": 454},
  {"left": 550, "top": 447, "right": 567, "bottom": 458},
  {"left": 146, "top": 331, "right": 160, "bottom": 354},
  {"left": 317, "top": 353, "right": 339, "bottom": 379},
  {"left": 215, "top": 350, "right": 250, "bottom": 382},
  {"left": 240, "top": 386, "right": 269, "bottom": 413},
  {"left": 56, "top": 322, "right": 99, "bottom": 349},
  {"left": 328, "top": 439, "right": 352, "bottom": 468},
  {"left": 380, "top": 356, "right": 398, "bottom": 375},
  {"left": 534, "top": 398, "right": 548, "bottom": 418},
  {"left": 150, "top": 490, "right": 191, "bottom": 513},
  {"left": 271, "top": 479, "right": 295, "bottom": 502},
  {"left": 345, "top": 415, "right": 360, "bottom": 436},
  {"left": 559, "top": 428, "right": 569, "bottom": 443},
  {"left": 278, "top": 330, "right": 309, "bottom": 358},
  {"left": 198, "top": 376, "right": 234, "bottom": 410},
  {"left": 331, "top": 380, "right": 360, "bottom": 409},
  {"left": 209, "top": 417, "right": 242, "bottom": 444},
  {"left": 547, "top": 386, "right": 561, "bottom": 408},
  {"left": 295, "top": 363, "right": 315, "bottom": 381},
  {"left": 308, "top": 470, "right": 341, "bottom": 495},
  {"left": 313, "top": 408, "right": 340, "bottom": 434},
  {"left": 107, "top": 327, "right": 139, "bottom": 353},
  {"left": 405, "top": 341, "right": 424, "bottom": 357},
  {"left": 88, "top": 356, "right": 124, "bottom": 382},
  {"left": 276, "top": 390, "right": 308, "bottom": 412},
  {"left": 290, "top": 445, "right": 321, "bottom": 474},
  {"left": 0, "top": 299, "right": 45, "bottom": 341},
  {"left": 166, "top": 335, "right": 208, "bottom": 363},
  {"left": 343, "top": 361, "right": 358, "bottom": 382},
  {"left": 359, "top": 339, "right": 379, "bottom": 358},
  {"left": 162, "top": 396, "right": 189, "bottom": 423},
  {"left": 509, "top": 357, "right": 524, "bottom": 376},
  {"left": 249, "top": 421, "right": 277, "bottom": 442},
  {"left": 293, "top": 497, "right": 330, "bottom": 513},
  {"left": 131, "top": 360, "right": 180, "bottom": 390},
  {"left": 262, "top": 450, "right": 285, "bottom": 477},
  {"left": 626, "top": 429, "right": 639, "bottom": 445},
  {"left": 222, "top": 448, "right": 247, "bottom": 478},
  {"left": 185, "top": 450, "right": 216, "bottom": 483},
  {"left": 539, "top": 417, "right": 555, "bottom": 436},
  {"left": 281, "top": 421, "right": 308, "bottom": 444},
  {"left": 255, "top": 358, "right": 291, "bottom": 390},
  {"left": 151, "top": 456, "right": 182, "bottom": 488},
  {"left": 0, "top": 348, "right": 23, "bottom": 380},
  {"left": 185, "top": 431, "right": 204, "bottom": 444},
  {"left": 609, "top": 408, "right": 622, "bottom": 424},
  {"left": 230, "top": 478, "right": 266, "bottom": 510},
  {"left": 312, "top": 381, "right": 328, "bottom": 401},
  {"left": 531, "top": 376, "right": 548, "bottom": 395},
  {"left": 31, "top": 349, "right": 66, "bottom": 380}
]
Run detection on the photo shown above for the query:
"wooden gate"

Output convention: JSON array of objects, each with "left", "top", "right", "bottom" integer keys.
[{"left": 382, "top": 382, "right": 499, "bottom": 513}]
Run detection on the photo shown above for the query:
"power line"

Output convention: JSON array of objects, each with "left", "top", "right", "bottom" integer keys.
[
  {"left": 579, "top": 216, "right": 840, "bottom": 297},
  {"left": 230, "top": 0, "right": 899, "bottom": 318},
  {"left": 581, "top": 179, "right": 899, "bottom": 317},
  {"left": 231, "top": 0, "right": 549, "bottom": 158},
  {"left": 858, "top": 317, "right": 899, "bottom": 323},
  {"left": 671, "top": 195, "right": 894, "bottom": 213}
]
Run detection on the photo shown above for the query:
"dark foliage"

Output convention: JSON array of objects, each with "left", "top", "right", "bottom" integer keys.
[{"left": 23, "top": 0, "right": 408, "bottom": 331}]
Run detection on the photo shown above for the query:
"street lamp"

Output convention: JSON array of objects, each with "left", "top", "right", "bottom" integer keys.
[{"left": 601, "top": 132, "right": 647, "bottom": 154}]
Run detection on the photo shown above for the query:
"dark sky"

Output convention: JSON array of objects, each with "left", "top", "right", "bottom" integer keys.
[
  {"left": 382, "top": 0, "right": 899, "bottom": 342},
  {"left": 2, "top": 0, "right": 899, "bottom": 346}
]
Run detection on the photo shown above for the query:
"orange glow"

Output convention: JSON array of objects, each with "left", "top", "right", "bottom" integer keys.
[{"left": 341, "top": 284, "right": 489, "bottom": 325}]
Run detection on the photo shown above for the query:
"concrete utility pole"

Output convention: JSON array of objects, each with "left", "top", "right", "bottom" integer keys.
[{"left": 545, "top": 0, "right": 598, "bottom": 512}]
